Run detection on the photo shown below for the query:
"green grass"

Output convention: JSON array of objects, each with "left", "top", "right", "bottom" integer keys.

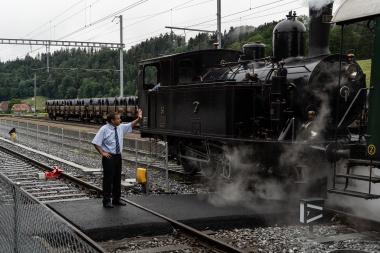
[
  {"left": 357, "top": 59, "right": 371, "bottom": 86},
  {"left": 21, "top": 96, "right": 47, "bottom": 111}
]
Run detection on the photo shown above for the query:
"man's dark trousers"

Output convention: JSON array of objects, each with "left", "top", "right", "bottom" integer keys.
[{"left": 102, "top": 154, "right": 122, "bottom": 204}]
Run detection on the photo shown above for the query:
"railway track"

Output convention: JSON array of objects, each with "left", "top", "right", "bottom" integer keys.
[
  {"left": 0, "top": 144, "right": 246, "bottom": 253},
  {"left": 0, "top": 145, "right": 101, "bottom": 204},
  {"left": 2, "top": 117, "right": 380, "bottom": 252}
]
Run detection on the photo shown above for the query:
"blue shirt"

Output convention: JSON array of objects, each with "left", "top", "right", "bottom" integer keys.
[{"left": 91, "top": 123, "right": 132, "bottom": 154}]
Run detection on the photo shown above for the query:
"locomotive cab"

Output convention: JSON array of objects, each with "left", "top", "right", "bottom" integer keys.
[{"left": 138, "top": 49, "right": 244, "bottom": 139}]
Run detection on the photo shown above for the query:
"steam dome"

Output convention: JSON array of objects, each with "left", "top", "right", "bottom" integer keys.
[
  {"left": 272, "top": 12, "right": 306, "bottom": 60},
  {"left": 242, "top": 41, "right": 266, "bottom": 61}
]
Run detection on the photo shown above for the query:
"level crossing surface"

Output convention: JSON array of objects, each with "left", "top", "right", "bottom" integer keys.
[{"left": 48, "top": 194, "right": 299, "bottom": 242}]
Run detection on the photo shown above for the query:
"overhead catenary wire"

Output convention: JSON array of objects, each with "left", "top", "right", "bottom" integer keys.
[
  {"left": 1, "top": 0, "right": 306, "bottom": 61},
  {"left": 122, "top": 0, "right": 304, "bottom": 47},
  {"left": 57, "top": 0, "right": 148, "bottom": 41}
]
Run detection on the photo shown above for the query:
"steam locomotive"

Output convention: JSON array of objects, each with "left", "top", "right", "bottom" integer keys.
[
  {"left": 45, "top": 96, "right": 138, "bottom": 123},
  {"left": 137, "top": 2, "right": 372, "bottom": 198}
]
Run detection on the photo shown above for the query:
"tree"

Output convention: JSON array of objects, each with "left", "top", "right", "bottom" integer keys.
[
  {"left": 7, "top": 98, "right": 22, "bottom": 113},
  {"left": 0, "top": 17, "right": 373, "bottom": 101},
  {"left": 65, "top": 87, "right": 78, "bottom": 99}
]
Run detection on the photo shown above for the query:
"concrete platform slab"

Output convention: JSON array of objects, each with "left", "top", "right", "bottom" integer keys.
[
  {"left": 128, "top": 194, "right": 300, "bottom": 230},
  {"left": 48, "top": 194, "right": 300, "bottom": 242},
  {"left": 48, "top": 199, "right": 172, "bottom": 242}
]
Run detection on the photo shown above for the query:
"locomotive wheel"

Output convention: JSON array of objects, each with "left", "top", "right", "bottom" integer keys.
[
  {"left": 180, "top": 157, "right": 198, "bottom": 175},
  {"left": 199, "top": 161, "right": 221, "bottom": 179},
  {"left": 178, "top": 142, "right": 199, "bottom": 175}
]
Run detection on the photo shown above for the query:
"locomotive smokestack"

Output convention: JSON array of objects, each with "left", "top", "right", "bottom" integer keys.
[{"left": 307, "top": 1, "right": 333, "bottom": 57}]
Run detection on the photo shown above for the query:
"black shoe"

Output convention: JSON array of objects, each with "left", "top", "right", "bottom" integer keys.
[
  {"left": 103, "top": 202, "right": 114, "bottom": 208},
  {"left": 112, "top": 199, "right": 126, "bottom": 206}
]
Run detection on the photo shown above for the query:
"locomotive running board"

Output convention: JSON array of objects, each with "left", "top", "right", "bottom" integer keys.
[
  {"left": 327, "top": 189, "right": 380, "bottom": 199},
  {"left": 348, "top": 159, "right": 380, "bottom": 168},
  {"left": 335, "top": 173, "right": 380, "bottom": 183}
]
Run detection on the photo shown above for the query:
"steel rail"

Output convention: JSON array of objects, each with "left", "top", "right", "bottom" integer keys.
[
  {"left": 1, "top": 143, "right": 244, "bottom": 253},
  {"left": 121, "top": 198, "right": 246, "bottom": 253},
  {"left": 0, "top": 165, "right": 106, "bottom": 253},
  {"left": 326, "top": 207, "right": 380, "bottom": 233},
  {"left": 0, "top": 145, "right": 103, "bottom": 195}
]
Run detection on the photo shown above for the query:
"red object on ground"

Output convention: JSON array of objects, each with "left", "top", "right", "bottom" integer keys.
[{"left": 45, "top": 166, "right": 64, "bottom": 179}]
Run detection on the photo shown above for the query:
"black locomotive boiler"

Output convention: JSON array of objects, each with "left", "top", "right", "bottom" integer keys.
[{"left": 138, "top": 2, "right": 366, "bottom": 196}]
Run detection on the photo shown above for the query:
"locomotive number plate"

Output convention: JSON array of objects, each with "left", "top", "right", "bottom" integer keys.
[{"left": 368, "top": 144, "right": 376, "bottom": 156}]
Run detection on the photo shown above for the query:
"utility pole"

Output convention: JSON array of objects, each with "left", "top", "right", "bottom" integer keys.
[
  {"left": 166, "top": 1, "right": 222, "bottom": 49},
  {"left": 46, "top": 45, "right": 50, "bottom": 73},
  {"left": 34, "top": 72, "right": 37, "bottom": 116},
  {"left": 118, "top": 15, "right": 124, "bottom": 97},
  {"left": 32, "top": 67, "right": 45, "bottom": 116},
  {"left": 217, "top": 0, "right": 221, "bottom": 49}
]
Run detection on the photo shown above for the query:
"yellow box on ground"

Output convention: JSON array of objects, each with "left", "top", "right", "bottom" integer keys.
[{"left": 136, "top": 168, "right": 147, "bottom": 183}]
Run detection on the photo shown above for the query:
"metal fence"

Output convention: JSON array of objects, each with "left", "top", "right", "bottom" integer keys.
[
  {"left": 0, "top": 119, "right": 172, "bottom": 251},
  {"left": 0, "top": 119, "right": 166, "bottom": 166},
  {"left": 0, "top": 119, "right": 171, "bottom": 190},
  {"left": 0, "top": 173, "right": 103, "bottom": 253},
  {"left": 0, "top": 120, "right": 97, "bottom": 157}
]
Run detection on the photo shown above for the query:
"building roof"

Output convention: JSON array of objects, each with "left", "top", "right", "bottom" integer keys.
[
  {"left": 11, "top": 103, "right": 31, "bottom": 112},
  {"left": 332, "top": 0, "right": 380, "bottom": 24}
]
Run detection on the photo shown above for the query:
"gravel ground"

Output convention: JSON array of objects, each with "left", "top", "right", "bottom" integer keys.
[
  {"left": 2, "top": 134, "right": 380, "bottom": 253},
  {"left": 102, "top": 224, "right": 380, "bottom": 253},
  {"left": 213, "top": 225, "right": 380, "bottom": 253},
  {"left": 1, "top": 136, "right": 211, "bottom": 197}
]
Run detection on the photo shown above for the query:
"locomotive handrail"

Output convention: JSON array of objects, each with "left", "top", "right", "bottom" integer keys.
[
  {"left": 278, "top": 117, "right": 295, "bottom": 141},
  {"left": 284, "top": 65, "right": 312, "bottom": 72},
  {"left": 174, "top": 81, "right": 258, "bottom": 89},
  {"left": 337, "top": 87, "right": 369, "bottom": 128}
]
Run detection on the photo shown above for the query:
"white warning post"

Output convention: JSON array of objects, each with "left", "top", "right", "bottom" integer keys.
[{"left": 299, "top": 198, "right": 324, "bottom": 224}]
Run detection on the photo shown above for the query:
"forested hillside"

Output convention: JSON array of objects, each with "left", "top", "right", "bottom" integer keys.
[{"left": 0, "top": 16, "right": 373, "bottom": 101}]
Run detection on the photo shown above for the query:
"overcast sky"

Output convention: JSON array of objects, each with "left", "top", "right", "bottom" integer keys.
[{"left": 0, "top": 0, "right": 342, "bottom": 62}]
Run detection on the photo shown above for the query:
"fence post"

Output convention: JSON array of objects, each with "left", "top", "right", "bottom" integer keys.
[
  {"left": 61, "top": 128, "right": 64, "bottom": 167},
  {"left": 0, "top": 120, "right": 2, "bottom": 137},
  {"left": 36, "top": 124, "right": 39, "bottom": 149},
  {"left": 48, "top": 126, "right": 50, "bottom": 154},
  {"left": 135, "top": 138, "right": 138, "bottom": 171},
  {"left": 165, "top": 142, "right": 169, "bottom": 191},
  {"left": 13, "top": 183, "right": 21, "bottom": 253},
  {"left": 17, "top": 122, "right": 20, "bottom": 143},
  {"left": 26, "top": 123, "right": 29, "bottom": 146}
]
